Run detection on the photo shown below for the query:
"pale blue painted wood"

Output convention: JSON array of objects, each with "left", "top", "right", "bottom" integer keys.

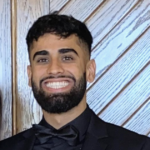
[
  {"left": 87, "top": 28, "right": 150, "bottom": 115},
  {"left": 100, "top": 63, "right": 150, "bottom": 128},
  {"left": 124, "top": 98, "right": 150, "bottom": 135},
  {"left": 16, "top": 0, "right": 50, "bottom": 133},
  {"left": 50, "top": 0, "right": 69, "bottom": 12},
  {"left": 59, "top": 0, "right": 104, "bottom": 22},
  {"left": 89, "top": 0, "right": 150, "bottom": 89},
  {"left": 86, "top": 0, "right": 138, "bottom": 49},
  {"left": 0, "top": 0, "right": 12, "bottom": 140}
]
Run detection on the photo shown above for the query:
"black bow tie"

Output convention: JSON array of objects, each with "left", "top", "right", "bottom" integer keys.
[{"left": 33, "top": 124, "right": 79, "bottom": 146}]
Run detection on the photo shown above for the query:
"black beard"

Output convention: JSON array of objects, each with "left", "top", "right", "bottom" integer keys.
[{"left": 31, "top": 73, "right": 86, "bottom": 113}]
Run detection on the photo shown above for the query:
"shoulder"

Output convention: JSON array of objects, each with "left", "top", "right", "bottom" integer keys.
[
  {"left": 0, "top": 128, "right": 33, "bottom": 150},
  {"left": 105, "top": 120, "right": 146, "bottom": 140},
  {"left": 90, "top": 111, "right": 150, "bottom": 149},
  {"left": 91, "top": 109, "right": 147, "bottom": 139},
  {"left": 105, "top": 122, "right": 150, "bottom": 149}
]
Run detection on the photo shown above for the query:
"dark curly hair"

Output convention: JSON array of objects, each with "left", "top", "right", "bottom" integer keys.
[{"left": 26, "top": 12, "right": 93, "bottom": 57}]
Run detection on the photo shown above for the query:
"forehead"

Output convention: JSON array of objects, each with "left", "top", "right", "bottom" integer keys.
[{"left": 30, "top": 34, "right": 87, "bottom": 55}]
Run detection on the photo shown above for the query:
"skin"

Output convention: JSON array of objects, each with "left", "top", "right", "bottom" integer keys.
[{"left": 27, "top": 33, "right": 96, "bottom": 129}]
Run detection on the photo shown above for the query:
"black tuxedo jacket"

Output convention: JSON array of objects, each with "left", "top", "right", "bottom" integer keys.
[{"left": 0, "top": 110, "right": 150, "bottom": 150}]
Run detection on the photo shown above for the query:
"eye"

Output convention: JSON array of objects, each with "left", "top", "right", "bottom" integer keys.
[
  {"left": 37, "top": 58, "right": 49, "bottom": 63},
  {"left": 62, "top": 56, "right": 74, "bottom": 61}
]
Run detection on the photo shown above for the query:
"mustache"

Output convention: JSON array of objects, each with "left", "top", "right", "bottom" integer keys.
[{"left": 40, "top": 75, "right": 76, "bottom": 85}]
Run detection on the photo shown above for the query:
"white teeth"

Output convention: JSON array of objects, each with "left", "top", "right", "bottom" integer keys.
[{"left": 46, "top": 81, "right": 69, "bottom": 89}]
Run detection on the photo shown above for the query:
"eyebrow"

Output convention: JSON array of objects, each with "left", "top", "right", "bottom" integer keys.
[
  {"left": 33, "top": 50, "right": 49, "bottom": 60},
  {"left": 59, "top": 48, "right": 78, "bottom": 56},
  {"left": 33, "top": 48, "right": 79, "bottom": 60}
]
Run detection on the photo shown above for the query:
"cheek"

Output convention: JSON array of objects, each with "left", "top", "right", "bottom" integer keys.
[
  {"left": 31, "top": 67, "right": 46, "bottom": 82},
  {"left": 64, "top": 63, "right": 85, "bottom": 80}
]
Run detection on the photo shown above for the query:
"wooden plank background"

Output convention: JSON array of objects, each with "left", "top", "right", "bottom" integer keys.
[
  {"left": 0, "top": 0, "right": 150, "bottom": 140},
  {"left": 16, "top": 0, "right": 50, "bottom": 133},
  {"left": 0, "top": 0, "right": 12, "bottom": 140}
]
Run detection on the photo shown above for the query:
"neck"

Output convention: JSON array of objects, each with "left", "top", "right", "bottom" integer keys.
[{"left": 42, "top": 96, "right": 87, "bottom": 129}]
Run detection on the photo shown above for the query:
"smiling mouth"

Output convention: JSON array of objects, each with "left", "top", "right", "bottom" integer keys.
[{"left": 46, "top": 81, "right": 69, "bottom": 89}]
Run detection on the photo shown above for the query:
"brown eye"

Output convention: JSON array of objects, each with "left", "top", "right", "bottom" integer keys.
[
  {"left": 37, "top": 58, "right": 49, "bottom": 63},
  {"left": 62, "top": 56, "right": 73, "bottom": 61}
]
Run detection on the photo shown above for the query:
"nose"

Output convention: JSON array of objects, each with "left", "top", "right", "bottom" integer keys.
[{"left": 47, "top": 59, "right": 64, "bottom": 75}]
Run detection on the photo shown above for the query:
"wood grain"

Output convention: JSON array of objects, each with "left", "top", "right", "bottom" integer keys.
[
  {"left": 124, "top": 97, "right": 150, "bottom": 135},
  {"left": 0, "top": 0, "right": 12, "bottom": 140},
  {"left": 50, "top": 0, "right": 70, "bottom": 12},
  {"left": 16, "top": 0, "right": 50, "bottom": 133},
  {"left": 11, "top": 0, "right": 17, "bottom": 136},
  {"left": 59, "top": 0, "right": 104, "bottom": 21},
  {"left": 86, "top": 0, "right": 139, "bottom": 49},
  {"left": 12, "top": 0, "right": 150, "bottom": 137},
  {"left": 87, "top": 28, "right": 150, "bottom": 115},
  {"left": 99, "top": 62, "right": 150, "bottom": 128},
  {"left": 88, "top": 0, "right": 150, "bottom": 89}
]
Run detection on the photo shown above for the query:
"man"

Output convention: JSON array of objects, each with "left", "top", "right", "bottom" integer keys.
[{"left": 0, "top": 12, "right": 150, "bottom": 150}]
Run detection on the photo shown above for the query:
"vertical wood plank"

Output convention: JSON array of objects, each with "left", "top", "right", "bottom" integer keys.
[
  {"left": 0, "top": 0, "right": 12, "bottom": 140},
  {"left": 11, "top": 0, "right": 17, "bottom": 136},
  {"left": 16, "top": 0, "right": 50, "bottom": 133}
]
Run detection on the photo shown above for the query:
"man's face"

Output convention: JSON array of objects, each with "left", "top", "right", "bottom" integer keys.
[{"left": 27, "top": 34, "right": 95, "bottom": 113}]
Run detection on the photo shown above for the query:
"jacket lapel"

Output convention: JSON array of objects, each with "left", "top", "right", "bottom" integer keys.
[
  {"left": 11, "top": 110, "right": 108, "bottom": 150},
  {"left": 14, "top": 128, "right": 36, "bottom": 150},
  {"left": 82, "top": 110, "right": 108, "bottom": 150}
]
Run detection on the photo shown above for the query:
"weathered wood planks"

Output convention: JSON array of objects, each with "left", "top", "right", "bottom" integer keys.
[
  {"left": 16, "top": 0, "right": 50, "bottom": 133},
  {"left": 89, "top": 0, "right": 150, "bottom": 87},
  {"left": 0, "top": 0, "right": 12, "bottom": 140}
]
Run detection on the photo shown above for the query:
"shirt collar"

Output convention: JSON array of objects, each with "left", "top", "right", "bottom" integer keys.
[{"left": 39, "top": 104, "right": 92, "bottom": 142}]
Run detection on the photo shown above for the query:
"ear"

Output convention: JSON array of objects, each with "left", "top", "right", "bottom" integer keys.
[
  {"left": 86, "top": 59, "right": 96, "bottom": 83},
  {"left": 27, "top": 65, "right": 32, "bottom": 87}
]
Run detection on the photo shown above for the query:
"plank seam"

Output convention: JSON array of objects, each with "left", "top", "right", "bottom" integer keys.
[
  {"left": 84, "top": 0, "right": 106, "bottom": 23},
  {"left": 97, "top": 60, "right": 150, "bottom": 117},
  {"left": 91, "top": 0, "right": 141, "bottom": 51},
  {"left": 146, "top": 125, "right": 150, "bottom": 136},
  {"left": 11, "top": 0, "right": 17, "bottom": 135},
  {"left": 87, "top": 25, "right": 150, "bottom": 92},
  {"left": 57, "top": 0, "right": 72, "bottom": 13},
  {"left": 121, "top": 96, "right": 150, "bottom": 127}
]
